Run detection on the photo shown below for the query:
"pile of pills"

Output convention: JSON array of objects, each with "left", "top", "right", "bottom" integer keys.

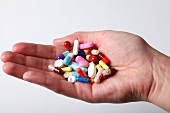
[{"left": 48, "top": 40, "right": 116, "bottom": 83}]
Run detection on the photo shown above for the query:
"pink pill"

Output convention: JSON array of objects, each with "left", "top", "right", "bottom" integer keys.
[
  {"left": 79, "top": 42, "right": 94, "bottom": 49},
  {"left": 94, "top": 68, "right": 104, "bottom": 83},
  {"left": 75, "top": 56, "right": 89, "bottom": 67}
]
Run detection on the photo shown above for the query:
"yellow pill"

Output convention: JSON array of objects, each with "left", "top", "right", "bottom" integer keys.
[
  {"left": 96, "top": 64, "right": 102, "bottom": 70},
  {"left": 61, "top": 67, "right": 72, "bottom": 72},
  {"left": 99, "top": 60, "right": 109, "bottom": 70}
]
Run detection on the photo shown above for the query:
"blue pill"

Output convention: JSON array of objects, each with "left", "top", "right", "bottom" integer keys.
[
  {"left": 76, "top": 76, "right": 90, "bottom": 83},
  {"left": 63, "top": 56, "right": 71, "bottom": 65},
  {"left": 75, "top": 50, "right": 86, "bottom": 58},
  {"left": 68, "top": 62, "right": 87, "bottom": 73},
  {"left": 63, "top": 51, "right": 69, "bottom": 57},
  {"left": 72, "top": 71, "right": 80, "bottom": 77}
]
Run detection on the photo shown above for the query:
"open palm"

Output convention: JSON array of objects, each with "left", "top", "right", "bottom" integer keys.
[{"left": 1, "top": 30, "right": 154, "bottom": 103}]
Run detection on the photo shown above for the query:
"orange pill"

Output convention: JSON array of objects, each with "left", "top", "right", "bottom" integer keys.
[
  {"left": 90, "top": 78, "right": 94, "bottom": 83},
  {"left": 76, "top": 68, "right": 88, "bottom": 78}
]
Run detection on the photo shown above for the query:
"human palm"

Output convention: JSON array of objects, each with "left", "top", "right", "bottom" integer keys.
[{"left": 1, "top": 30, "right": 154, "bottom": 103}]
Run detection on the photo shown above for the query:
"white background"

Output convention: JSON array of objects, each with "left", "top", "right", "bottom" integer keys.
[{"left": 0, "top": 0, "right": 169, "bottom": 113}]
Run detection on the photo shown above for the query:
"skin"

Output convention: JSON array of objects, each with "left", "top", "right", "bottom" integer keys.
[{"left": 1, "top": 30, "right": 170, "bottom": 112}]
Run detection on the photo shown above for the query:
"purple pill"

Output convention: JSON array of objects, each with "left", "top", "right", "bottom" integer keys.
[{"left": 56, "top": 54, "right": 65, "bottom": 60}]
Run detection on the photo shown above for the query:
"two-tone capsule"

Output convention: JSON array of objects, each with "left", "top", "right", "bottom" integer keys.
[
  {"left": 63, "top": 53, "right": 74, "bottom": 65},
  {"left": 56, "top": 51, "right": 69, "bottom": 60}
]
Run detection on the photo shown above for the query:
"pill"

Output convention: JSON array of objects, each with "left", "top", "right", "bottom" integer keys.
[
  {"left": 94, "top": 68, "right": 104, "bottom": 83},
  {"left": 88, "top": 62, "right": 96, "bottom": 78},
  {"left": 63, "top": 51, "right": 69, "bottom": 57},
  {"left": 86, "top": 55, "right": 98, "bottom": 63},
  {"left": 68, "top": 62, "right": 88, "bottom": 73},
  {"left": 56, "top": 54, "right": 64, "bottom": 60},
  {"left": 63, "top": 71, "right": 80, "bottom": 78},
  {"left": 54, "top": 59, "right": 64, "bottom": 68},
  {"left": 56, "top": 51, "right": 69, "bottom": 59},
  {"left": 75, "top": 56, "right": 89, "bottom": 67},
  {"left": 68, "top": 76, "right": 76, "bottom": 83},
  {"left": 63, "top": 72, "right": 72, "bottom": 78},
  {"left": 99, "top": 60, "right": 109, "bottom": 70},
  {"left": 102, "top": 69, "right": 111, "bottom": 75},
  {"left": 73, "top": 40, "right": 79, "bottom": 55},
  {"left": 84, "top": 49, "right": 90, "bottom": 55},
  {"left": 90, "top": 78, "right": 94, "bottom": 83},
  {"left": 76, "top": 76, "right": 90, "bottom": 83},
  {"left": 98, "top": 53, "right": 110, "bottom": 64},
  {"left": 91, "top": 49, "right": 99, "bottom": 55},
  {"left": 96, "top": 64, "right": 102, "bottom": 70},
  {"left": 79, "top": 42, "right": 94, "bottom": 49},
  {"left": 61, "top": 66, "right": 72, "bottom": 72},
  {"left": 48, "top": 39, "right": 114, "bottom": 84},
  {"left": 76, "top": 68, "right": 88, "bottom": 78},
  {"left": 64, "top": 41, "right": 73, "bottom": 51},
  {"left": 74, "top": 50, "right": 86, "bottom": 58},
  {"left": 63, "top": 53, "right": 74, "bottom": 65},
  {"left": 72, "top": 71, "right": 80, "bottom": 77},
  {"left": 48, "top": 64, "right": 63, "bottom": 74}
]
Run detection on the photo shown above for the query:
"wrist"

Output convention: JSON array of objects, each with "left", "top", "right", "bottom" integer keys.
[{"left": 148, "top": 48, "right": 170, "bottom": 112}]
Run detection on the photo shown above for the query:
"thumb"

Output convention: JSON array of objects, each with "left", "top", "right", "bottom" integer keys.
[{"left": 53, "top": 32, "right": 95, "bottom": 47}]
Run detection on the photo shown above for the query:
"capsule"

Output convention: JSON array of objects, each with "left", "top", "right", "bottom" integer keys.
[
  {"left": 86, "top": 55, "right": 98, "bottom": 63},
  {"left": 75, "top": 56, "right": 89, "bottom": 67},
  {"left": 74, "top": 50, "right": 86, "bottom": 58},
  {"left": 79, "top": 42, "right": 94, "bottom": 49},
  {"left": 84, "top": 49, "right": 90, "bottom": 55},
  {"left": 73, "top": 40, "right": 79, "bottom": 55},
  {"left": 64, "top": 41, "right": 73, "bottom": 51},
  {"left": 76, "top": 76, "right": 90, "bottom": 83},
  {"left": 102, "top": 69, "right": 111, "bottom": 76},
  {"left": 96, "top": 64, "right": 102, "bottom": 70},
  {"left": 68, "top": 76, "right": 76, "bottom": 83},
  {"left": 48, "top": 65, "right": 63, "bottom": 74},
  {"left": 98, "top": 53, "right": 110, "bottom": 64},
  {"left": 88, "top": 62, "right": 96, "bottom": 78},
  {"left": 63, "top": 51, "right": 69, "bottom": 56},
  {"left": 91, "top": 49, "right": 99, "bottom": 55},
  {"left": 63, "top": 53, "right": 74, "bottom": 65},
  {"left": 76, "top": 68, "right": 88, "bottom": 78},
  {"left": 90, "top": 78, "right": 94, "bottom": 83},
  {"left": 61, "top": 66, "right": 72, "bottom": 72},
  {"left": 94, "top": 68, "right": 104, "bottom": 83},
  {"left": 63, "top": 71, "right": 80, "bottom": 78},
  {"left": 54, "top": 59, "right": 64, "bottom": 68},
  {"left": 68, "top": 62, "right": 88, "bottom": 73},
  {"left": 99, "top": 60, "right": 109, "bottom": 70},
  {"left": 56, "top": 51, "right": 69, "bottom": 60}
]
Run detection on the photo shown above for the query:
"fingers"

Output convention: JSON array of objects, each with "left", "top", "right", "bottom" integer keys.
[
  {"left": 2, "top": 62, "right": 41, "bottom": 79},
  {"left": 2, "top": 62, "right": 65, "bottom": 80},
  {"left": 12, "top": 43, "right": 66, "bottom": 59},
  {"left": 23, "top": 71, "right": 79, "bottom": 98},
  {"left": 53, "top": 32, "right": 96, "bottom": 46},
  {"left": 1, "top": 51, "right": 55, "bottom": 71}
]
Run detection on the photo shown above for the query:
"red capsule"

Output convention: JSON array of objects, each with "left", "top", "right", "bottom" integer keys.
[
  {"left": 98, "top": 53, "right": 110, "bottom": 64},
  {"left": 76, "top": 68, "right": 88, "bottom": 78},
  {"left": 64, "top": 41, "right": 73, "bottom": 51},
  {"left": 86, "top": 55, "right": 98, "bottom": 63}
]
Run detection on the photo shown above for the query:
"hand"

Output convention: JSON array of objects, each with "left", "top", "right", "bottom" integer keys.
[{"left": 1, "top": 30, "right": 170, "bottom": 111}]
